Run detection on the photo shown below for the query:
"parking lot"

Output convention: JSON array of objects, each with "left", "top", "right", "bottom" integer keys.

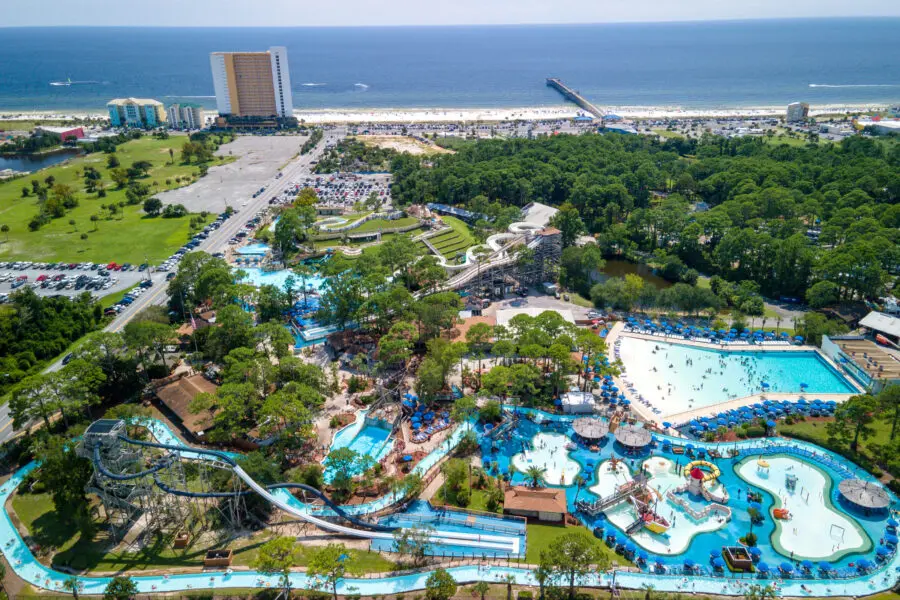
[
  {"left": 279, "top": 173, "right": 392, "bottom": 210},
  {"left": 154, "top": 135, "right": 308, "bottom": 214},
  {"left": 0, "top": 262, "right": 150, "bottom": 302}
]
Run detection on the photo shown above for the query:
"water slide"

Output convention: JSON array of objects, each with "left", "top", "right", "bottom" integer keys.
[{"left": 97, "top": 435, "right": 520, "bottom": 554}]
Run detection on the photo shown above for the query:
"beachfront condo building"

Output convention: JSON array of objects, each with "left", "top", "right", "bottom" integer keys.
[
  {"left": 167, "top": 103, "right": 206, "bottom": 129},
  {"left": 107, "top": 98, "right": 167, "bottom": 128},
  {"left": 787, "top": 102, "right": 810, "bottom": 123},
  {"left": 210, "top": 46, "right": 293, "bottom": 118}
]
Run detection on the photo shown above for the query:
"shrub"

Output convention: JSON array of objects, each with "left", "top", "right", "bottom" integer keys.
[
  {"left": 455, "top": 488, "right": 470, "bottom": 506},
  {"left": 519, "top": 592, "right": 534, "bottom": 600},
  {"left": 745, "top": 425, "right": 766, "bottom": 438},
  {"left": 347, "top": 376, "right": 367, "bottom": 394}
]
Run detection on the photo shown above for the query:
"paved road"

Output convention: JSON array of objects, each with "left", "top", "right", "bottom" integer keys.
[{"left": 0, "top": 131, "right": 343, "bottom": 445}]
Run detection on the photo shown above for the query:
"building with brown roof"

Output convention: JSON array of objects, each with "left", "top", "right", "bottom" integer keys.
[
  {"left": 503, "top": 486, "right": 568, "bottom": 523},
  {"left": 155, "top": 374, "right": 219, "bottom": 439}
]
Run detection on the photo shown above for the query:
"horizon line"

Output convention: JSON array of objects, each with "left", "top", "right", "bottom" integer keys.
[{"left": 1, "top": 15, "right": 899, "bottom": 29}]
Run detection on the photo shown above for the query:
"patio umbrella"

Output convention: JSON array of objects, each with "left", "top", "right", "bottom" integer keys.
[
  {"left": 712, "top": 557, "right": 726, "bottom": 569},
  {"left": 857, "top": 559, "right": 873, "bottom": 570},
  {"left": 683, "top": 559, "right": 696, "bottom": 568},
  {"left": 709, "top": 550, "right": 720, "bottom": 559},
  {"left": 757, "top": 562, "right": 770, "bottom": 573},
  {"left": 795, "top": 336, "right": 804, "bottom": 341},
  {"left": 638, "top": 551, "right": 648, "bottom": 562},
  {"left": 748, "top": 501, "right": 762, "bottom": 512},
  {"left": 615, "top": 536, "right": 625, "bottom": 546},
  {"left": 625, "top": 542, "right": 637, "bottom": 553},
  {"left": 800, "top": 560, "right": 814, "bottom": 571},
  {"left": 817, "top": 562, "right": 832, "bottom": 573},
  {"left": 766, "top": 420, "right": 777, "bottom": 428},
  {"left": 779, "top": 562, "right": 794, "bottom": 574},
  {"left": 800, "top": 382, "right": 809, "bottom": 388},
  {"left": 887, "top": 518, "right": 898, "bottom": 528},
  {"left": 877, "top": 546, "right": 891, "bottom": 557},
  {"left": 749, "top": 547, "right": 762, "bottom": 557},
  {"left": 662, "top": 422, "right": 672, "bottom": 429},
  {"left": 761, "top": 382, "right": 770, "bottom": 389},
  {"left": 886, "top": 534, "right": 899, "bottom": 545}
]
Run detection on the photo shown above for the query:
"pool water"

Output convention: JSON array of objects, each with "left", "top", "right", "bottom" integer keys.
[
  {"left": 236, "top": 243, "right": 271, "bottom": 256},
  {"left": 324, "top": 411, "right": 393, "bottom": 483},
  {"left": 617, "top": 337, "right": 857, "bottom": 417},
  {"left": 238, "top": 267, "right": 327, "bottom": 290}
]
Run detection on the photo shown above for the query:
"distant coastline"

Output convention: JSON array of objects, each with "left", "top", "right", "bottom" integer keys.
[{"left": 0, "top": 103, "right": 889, "bottom": 125}]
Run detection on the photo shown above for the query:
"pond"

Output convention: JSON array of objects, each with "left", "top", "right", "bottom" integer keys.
[
  {"left": 596, "top": 258, "right": 673, "bottom": 290},
  {"left": 0, "top": 149, "right": 79, "bottom": 173}
]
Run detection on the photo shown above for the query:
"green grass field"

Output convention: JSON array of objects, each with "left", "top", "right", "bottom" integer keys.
[
  {"left": 351, "top": 215, "right": 419, "bottom": 233},
  {"left": 0, "top": 136, "right": 229, "bottom": 264},
  {"left": 11, "top": 491, "right": 394, "bottom": 573},
  {"left": 429, "top": 215, "right": 476, "bottom": 259},
  {"left": 522, "top": 523, "right": 633, "bottom": 567}
]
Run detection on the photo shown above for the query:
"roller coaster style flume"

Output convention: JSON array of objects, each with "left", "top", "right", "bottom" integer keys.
[{"left": 78, "top": 419, "right": 521, "bottom": 554}]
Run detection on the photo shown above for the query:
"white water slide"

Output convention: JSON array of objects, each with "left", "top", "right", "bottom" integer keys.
[{"left": 233, "top": 466, "right": 521, "bottom": 553}]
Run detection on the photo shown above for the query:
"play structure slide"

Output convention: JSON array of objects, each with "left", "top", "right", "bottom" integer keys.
[{"left": 97, "top": 435, "right": 520, "bottom": 554}]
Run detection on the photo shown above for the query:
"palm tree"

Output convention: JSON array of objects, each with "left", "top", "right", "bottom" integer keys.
[
  {"left": 524, "top": 465, "right": 546, "bottom": 488},
  {"left": 62, "top": 575, "right": 84, "bottom": 599},
  {"left": 472, "top": 581, "right": 491, "bottom": 600},
  {"left": 573, "top": 475, "right": 586, "bottom": 502}
]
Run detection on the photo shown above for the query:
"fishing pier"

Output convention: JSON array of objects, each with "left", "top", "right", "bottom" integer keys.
[{"left": 546, "top": 78, "right": 606, "bottom": 119}]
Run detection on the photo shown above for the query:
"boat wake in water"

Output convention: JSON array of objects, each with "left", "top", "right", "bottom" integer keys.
[
  {"left": 49, "top": 79, "right": 100, "bottom": 86},
  {"left": 809, "top": 83, "right": 900, "bottom": 88}
]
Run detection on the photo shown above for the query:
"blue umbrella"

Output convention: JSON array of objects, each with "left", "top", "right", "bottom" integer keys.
[
  {"left": 888, "top": 518, "right": 899, "bottom": 528},
  {"left": 709, "top": 550, "right": 720, "bottom": 559},
  {"left": 683, "top": 559, "right": 696, "bottom": 568},
  {"left": 800, "top": 382, "right": 809, "bottom": 388},
  {"left": 625, "top": 542, "right": 637, "bottom": 553},
  {"left": 749, "top": 547, "right": 762, "bottom": 557},
  {"left": 886, "top": 534, "right": 899, "bottom": 545},
  {"left": 817, "top": 562, "right": 832, "bottom": 572},
  {"left": 858, "top": 559, "right": 873, "bottom": 570},
  {"left": 655, "top": 558, "right": 667, "bottom": 566},
  {"left": 779, "top": 562, "right": 794, "bottom": 574},
  {"left": 877, "top": 546, "right": 891, "bottom": 557},
  {"left": 712, "top": 557, "right": 726, "bottom": 569},
  {"left": 662, "top": 421, "right": 672, "bottom": 429},
  {"left": 757, "top": 562, "right": 770, "bottom": 573},
  {"left": 638, "top": 551, "right": 648, "bottom": 562},
  {"left": 766, "top": 420, "right": 777, "bottom": 428},
  {"left": 795, "top": 336, "right": 804, "bottom": 341},
  {"left": 800, "top": 560, "right": 814, "bottom": 571},
  {"left": 761, "top": 382, "right": 770, "bottom": 389},
  {"left": 748, "top": 501, "right": 762, "bottom": 512},
  {"left": 615, "top": 536, "right": 625, "bottom": 546}
]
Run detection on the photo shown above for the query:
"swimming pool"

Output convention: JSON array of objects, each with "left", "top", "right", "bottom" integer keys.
[
  {"left": 236, "top": 243, "right": 271, "bottom": 256},
  {"left": 324, "top": 410, "right": 394, "bottom": 483},
  {"left": 237, "top": 267, "right": 327, "bottom": 290},
  {"left": 616, "top": 337, "right": 858, "bottom": 417}
]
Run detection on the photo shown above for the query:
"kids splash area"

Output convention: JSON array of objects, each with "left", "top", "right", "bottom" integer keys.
[{"left": 2, "top": 411, "right": 900, "bottom": 596}]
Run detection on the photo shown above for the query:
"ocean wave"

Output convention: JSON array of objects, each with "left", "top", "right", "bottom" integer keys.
[
  {"left": 165, "top": 95, "right": 216, "bottom": 98},
  {"left": 302, "top": 83, "right": 326, "bottom": 87},
  {"left": 354, "top": 83, "right": 369, "bottom": 90},
  {"left": 809, "top": 83, "right": 900, "bottom": 88}
]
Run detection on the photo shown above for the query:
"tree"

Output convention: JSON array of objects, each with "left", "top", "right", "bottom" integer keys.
[
  {"left": 525, "top": 465, "right": 547, "bottom": 488},
  {"left": 544, "top": 531, "right": 605, "bottom": 600},
  {"left": 392, "top": 525, "right": 434, "bottom": 566},
  {"left": 252, "top": 536, "right": 298, "bottom": 599},
  {"left": 828, "top": 394, "right": 878, "bottom": 452},
  {"left": 62, "top": 575, "right": 84, "bottom": 599},
  {"left": 878, "top": 385, "right": 900, "bottom": 440},
  {"left": 743, "top": 584, "right": 778, "bottom": 600},
  {"left": 472, "top": 580, "right": 491, "bottom": 600},
  {"left": 425, "top": 568, "right": 457, "bottom": 600},
  {"left": 550, "top": 201, "right": 586, "bottom": 248},
  {"left": 103, "top": 575, "right": 138, "bottom": 600},
  {"left": 466, "top": 321, "right": 493, "bottom": 386},
  {"left": 0, "top": 223, "right": 8, "bottom": 242},
  {"left": 90, "top": 214, "right": 99, "bottom": 230},
  {"left": 143, "top": 197, "right": 163, "bottom": 216},
  {"left": 451, "top": 395, "right": 478, "bottom": 423},
  {"left": 535, "top": 552, "right": 553, "bottom": 600},
  {"left": 307, "top": 544, "right": 358, "bottom": 600},
  {"left": 324, "top": 447, "right": 373, "bottom": 496}
]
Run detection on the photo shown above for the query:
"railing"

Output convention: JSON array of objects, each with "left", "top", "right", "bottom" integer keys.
[{"left": 665, "top": 490, "right": 732, "bottom": 522}]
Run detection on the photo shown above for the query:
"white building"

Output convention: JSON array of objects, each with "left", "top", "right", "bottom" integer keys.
[
  {"left": 560, "top": 391, "right": 596, "bottom": 414},
  {"left": 166, "top": 104, "right": 205, "bottom": 129},
  {"left": 210, "top": 46, "right": 294, "bottom": 118},
  {"left": 787, "top": 102, "right": 810, "bottom": 123}
]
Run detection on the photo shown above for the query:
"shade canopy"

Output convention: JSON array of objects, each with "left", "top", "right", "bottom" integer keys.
[
  {"left": 572, "top": 417, "right": 610, "bottom": 440},
  {"left": 839, "top": 479, "right": 891, "bottom": 509},
  {"left": 615, "top": 425, "right": 653, "bottom": 448}
]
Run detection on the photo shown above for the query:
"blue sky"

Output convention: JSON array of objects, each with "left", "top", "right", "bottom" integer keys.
[{"left": 2, "top": 0, "right": 899, "bottom": 27}]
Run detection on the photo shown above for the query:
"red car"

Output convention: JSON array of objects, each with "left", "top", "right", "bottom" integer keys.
[
  {"left": 35, "top": 274, "right": 48, "bottom": 282},
  {"left": 107, "top": 262, "right": 118, "bottom": 270},
  {"left": 68, "top": 263, "right": 77, "bottom": 269}
]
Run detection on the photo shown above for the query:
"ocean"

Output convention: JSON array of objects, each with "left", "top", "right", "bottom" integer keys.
[{"left": 0, "top": 19, "right": 898, "bottom": 112}]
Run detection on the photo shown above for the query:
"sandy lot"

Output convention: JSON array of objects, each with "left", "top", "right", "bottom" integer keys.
[{"left": 358, "top": 134, "right": 453, "bottom": 156}]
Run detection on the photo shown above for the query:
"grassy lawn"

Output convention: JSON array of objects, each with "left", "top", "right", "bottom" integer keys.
[
  {"left": 0, "top": 135, "right": 229, "bottom": 264},
  {"left": 10, "top": 491, "right": 394, "bottom": 574},
  {"left": 522, "top": 523, "right": 633, "bottom": 568},
  {"left": 314, "top": 228, "right": 425, "bottom": 250},
  {"left": 652, "top": 128, "right": 684, "bottom": 139},
  {"left": 0, "top": 119, "right": 79, "bottom": 132},
  {"left": 570, "top": 292, "right": 594, "bottom": 308},
  {"left": 777, "top": 415, "right": 894, "bottom": 468},
  {"left": 352, "top": 216, "right": 419, "bottom": 233}
]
